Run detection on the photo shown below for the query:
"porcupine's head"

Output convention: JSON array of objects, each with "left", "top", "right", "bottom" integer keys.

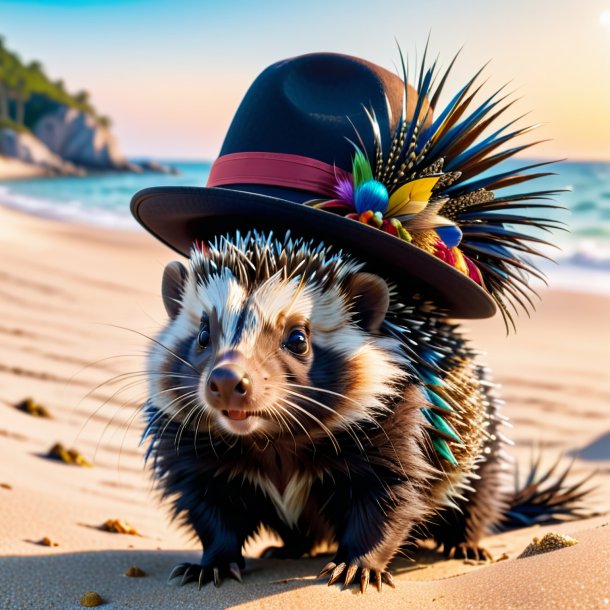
[{"left": 148, "top": 231, "right": 408, "bottom": 444}]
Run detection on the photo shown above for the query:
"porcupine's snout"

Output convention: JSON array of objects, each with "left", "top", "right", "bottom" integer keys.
[
  {"left": 202, "top": 351, "right": 269, "bottom": 436},
  {"left": 206, "top": 364, "right": 251, "bottom": 410}
]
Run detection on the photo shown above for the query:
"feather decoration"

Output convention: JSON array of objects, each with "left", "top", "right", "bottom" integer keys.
[
  {"left": 309, "top": 44, "right": 565, "bottom": 330},
  {"left": 352, "top": 148, "right": 373, "bottom": 187},
  {"left": 386, "top": 176, "right": 441, "bottom": 216}
]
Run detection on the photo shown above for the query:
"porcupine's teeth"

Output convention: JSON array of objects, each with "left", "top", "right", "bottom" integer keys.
[{"left": 223, "top": 410, "right": 250, "bottom": 421}]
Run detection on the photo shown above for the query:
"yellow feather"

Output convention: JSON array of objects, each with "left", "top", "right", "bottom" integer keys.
[
  {"left": 387, "top": 176, "right": 441, "bottom": 217},
  {"left": 452, "top": 247, "right": 469, "bottom": 275}
]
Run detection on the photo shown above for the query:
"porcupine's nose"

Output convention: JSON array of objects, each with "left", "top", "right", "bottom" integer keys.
[{"left": 207, "top": 365, "right": 251, "bottom": 406}]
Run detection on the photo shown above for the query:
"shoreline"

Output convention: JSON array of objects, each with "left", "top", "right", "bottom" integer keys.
[{"left": 2, "top": 197, "right": 609, "bottom": 298}]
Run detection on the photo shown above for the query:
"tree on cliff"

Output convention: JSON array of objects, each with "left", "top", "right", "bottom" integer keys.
[
  {"left": 0, "top": 36, "right": 12, "bottom": 122},
  {"left": 0, "top": 34, "right": 106, "bottom": 130}
]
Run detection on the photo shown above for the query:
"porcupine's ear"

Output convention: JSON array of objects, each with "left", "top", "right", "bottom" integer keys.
[
  {"left": 161, "top": 261, "right": 188, "bottom": 319},
  {"left": 346, "top": 272, "right": 390, "bottom": 332}
]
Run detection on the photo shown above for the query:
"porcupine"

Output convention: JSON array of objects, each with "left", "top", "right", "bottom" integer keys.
[
  {"left": 142, "top": 232, "right": 507, "bottom": 592},
  {"left": 132, "top": 49, "right": 592, "bottom": 593}
]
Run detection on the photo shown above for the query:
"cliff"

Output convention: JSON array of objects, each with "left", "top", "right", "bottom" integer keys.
[
  {"left": 34, "top": 106, "right": 136, "bottom": 171},
  {"left": 0, "top": 125, "right": 83, "bottom": 176},
  {"left": 0, "top": 106, "right": 176, "bottom": 177}
]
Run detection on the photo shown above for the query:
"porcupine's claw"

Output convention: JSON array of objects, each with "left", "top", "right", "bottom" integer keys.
[
  {"left": 327, "top": 562, "right": 346, "bottom": 586},
  {"left": 168, "top": 561, "right": 245, "bottom": 588},
  {"left": 343, "top": 563, "right": 358, "bottom": 589},
  {"left": 320, "top": 560, "right": 396, "bottom": 592},
  {"left": 360, "top": 567, "right": 370, "bottom": 593},
  {"left": 381, "top": 571, "right": 395, "bottom": 588},
  {"left": 447, "top": 542, "right": 493, "bottom": 562},
  {"left": 318, "top": 561, "right": 336, "bottom": 577},
  {"left": 228, "top": 562, "right": 243, "bottom": 583},
  {"left": 167, "top": 562, "right": 190, "bottom": 582},
  {"left": 181, "top": 564, "right": 200, "bottom": 586}
]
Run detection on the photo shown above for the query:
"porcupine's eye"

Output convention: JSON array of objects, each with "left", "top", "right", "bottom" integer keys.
[
  {"left": 197, "top": 315, "right": 210, "bottom": 349},
  {"left": 284, "top": 328, "right": 309, "bottom": 356}
]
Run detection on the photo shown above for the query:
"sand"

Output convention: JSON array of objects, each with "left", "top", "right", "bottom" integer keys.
[
  {"left": 0, "top": 157, "right": 53, "bottom": 180},
  {"left": 0, "top": 205, "right": 608, "bottom": 609}
]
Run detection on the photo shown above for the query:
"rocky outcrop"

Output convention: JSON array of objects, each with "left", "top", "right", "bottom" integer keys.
[
  {"left": 34, "top": 106, "right": 130, "bottom": 171},
  {"left": 0, "top": 128, "right": 83, "bottom": 176},
  {"left": 0, "top": 107, "right": 178, "bottom": 178},
  {"left": 138, "top": 159, "right": 179, "bottom": 175}
]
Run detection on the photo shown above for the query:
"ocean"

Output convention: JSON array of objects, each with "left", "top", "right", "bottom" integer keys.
[{"left": 1, "top": 159, "right": 609, "bottom": 295}]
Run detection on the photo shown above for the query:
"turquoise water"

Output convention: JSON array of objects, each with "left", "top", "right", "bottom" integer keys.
[
  {"left": 0, "top": 161, "right": 211, "bottom": 230},
  {"left": 1, "top": 159, "right": 609, "bottom": 293}
]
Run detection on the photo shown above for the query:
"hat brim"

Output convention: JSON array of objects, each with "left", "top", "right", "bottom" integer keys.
[{"left": 130, "top": 186, "right": 496, "bottom": 319}]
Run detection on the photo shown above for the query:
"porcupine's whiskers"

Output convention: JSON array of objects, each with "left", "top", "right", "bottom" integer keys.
[
  {"left": 75, "top": 368, "right": 199, "bottom": 445},
  {"left": 101, "top": 323, "right": 200, "bottom": 374},
  {"left": 77, "top": 327, "right": 200, "bottom": 455},
  {"left": 174, "top": 399, "right": 203, "bottom": 452},
  {"left": 92, "top": 378, "right": 197, "bottom": 466},
  {"left": 279, "top": 383, "right": 408, "bottom": 476},
  {"left": 84, "top": 325, "right": 202, "bottom": 467},
  {"left": 158, "top": 393, "right": 202, "bottom": 444},
  {"left": 270, "top": 401, "right": 315, "bottom": 453},
  {"left": 275, "top": 396, "right": 341, "bottom": 453},
  {"left": 266, "top": 405, "right": 297, "bottom": 453},
  {"left": 278, "top": 385, "right": 378, "bottom": 453},
  {"left": 113, "top": 383, "right": 200, "bottom": 471}
]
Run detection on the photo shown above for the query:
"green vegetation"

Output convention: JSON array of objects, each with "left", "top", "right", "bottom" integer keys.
[
  {"left": 0, "top": 116, "right": 28, "bottom": 133},
  {"left": 0, "top": 35, "right": 107, "bottom": 132}
]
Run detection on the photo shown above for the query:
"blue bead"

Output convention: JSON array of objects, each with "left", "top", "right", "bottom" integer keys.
[{"left": 354, "top": 180, "right": 389, "bottom": 215}]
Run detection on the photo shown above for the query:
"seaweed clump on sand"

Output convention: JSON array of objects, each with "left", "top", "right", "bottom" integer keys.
[
  {"left": 124, "top": 565, "right": 146, "bottom": 577},
  {"left": 100, "top": 518, "right": 142, "bottom": 536},
  {"left": 517, "top": 532, "right": 578, "bottom": 558},
  {"left": 38, "top": 536, "right": 59, "bottom": 547},
  {"left": 47, "top": 443, "right": 92, "bottom": 467},
  {"left": 16, "top": 397, "right": 52, "bottom": 418},
  {"left": 80, "top": 591, "right": 103, "bottom": 607}
]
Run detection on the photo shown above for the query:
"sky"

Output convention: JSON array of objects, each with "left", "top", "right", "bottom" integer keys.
[{"left": 1, "top": 0, "right": 610, "bottom": 161}]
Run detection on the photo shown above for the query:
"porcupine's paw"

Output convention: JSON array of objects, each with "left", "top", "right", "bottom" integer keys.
[
  {"left": 168, "top": 558, "right": 245, "bottom": 589},
  {"left": 445, "top": 542, "right": 493, "bottom": 562},
  {"left": 318, "top": 559, "right": 396, "bottom": 593}
]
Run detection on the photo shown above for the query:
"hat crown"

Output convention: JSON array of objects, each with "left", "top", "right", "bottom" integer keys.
[{"left": 219, "top": 53, "right": 407, "bottom": 172}]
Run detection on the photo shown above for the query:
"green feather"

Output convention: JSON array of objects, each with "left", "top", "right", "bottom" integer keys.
[
  {"left": 352, "top": 148, "right": 373, "bottom": 189},
  {"left": 426, "top": 388, "right": 453, "bottom": 412},
  {"left": 422, "top": 408, "right": 462, "bottom": 443},
  {"left": 432, "top": 437, "right": 458, "bottom": 466}
]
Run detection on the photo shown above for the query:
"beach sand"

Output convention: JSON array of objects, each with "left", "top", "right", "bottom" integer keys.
[
  {"left": 0, "top": 157, "right": 54, "bottom": 180},
  {"left": 0, "top": 205, "right": 608, "bottom": 609}
]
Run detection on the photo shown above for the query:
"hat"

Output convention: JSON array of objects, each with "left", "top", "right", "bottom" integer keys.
[{"left": 131, "top": 49, "right": 562, "bottom": 325}]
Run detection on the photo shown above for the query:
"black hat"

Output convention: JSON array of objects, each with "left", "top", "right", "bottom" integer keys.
[{"left": 131, "top": 51, "right": 561, "bottom": 324}]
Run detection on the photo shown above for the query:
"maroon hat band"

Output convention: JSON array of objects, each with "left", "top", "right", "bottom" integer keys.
[{"left": 206, "top": 152, "right": 351, "bottom": 198}]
